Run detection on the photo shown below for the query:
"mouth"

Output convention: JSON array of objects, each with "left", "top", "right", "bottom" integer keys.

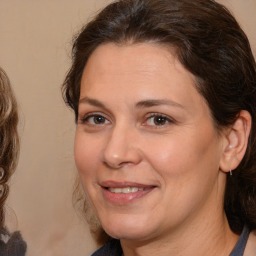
[
  {"left": 100, "top": 181, "right": 156, "bottom": 204},
  {"left": 107, "top": 187, "right": 146, "bottom": 194}
]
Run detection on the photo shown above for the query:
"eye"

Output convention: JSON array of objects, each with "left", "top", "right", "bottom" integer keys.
[
  {"left": 145, "top": 114, "right": 173, "bottom": 126},
  {"left": 80, "top": 114, "right": 110, "bottom": 125}
]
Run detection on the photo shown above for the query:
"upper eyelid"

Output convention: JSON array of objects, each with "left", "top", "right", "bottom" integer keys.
[
  {"left": 144, "top": 112, "right": 175, "bottom": 121},
  {"left": 79, "top": 111, "right": 109, "bottom": 118},
  {"left": 78, "top": 101, "right": 113, "bottom": 120},
  {"left": 79, "top": 112, "right": 111, "bottom": 122}
]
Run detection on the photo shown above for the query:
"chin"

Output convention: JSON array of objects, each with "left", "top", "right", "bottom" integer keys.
[
  {"left": 100, "top": 214, "right": 155, "bottom": 241},
  {"left": 105, "top": 228, "right": 151, "bottom": 241}
]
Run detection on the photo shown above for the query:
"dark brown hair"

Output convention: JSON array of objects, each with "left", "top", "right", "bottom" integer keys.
[
  {"left": 62, "top": 0, "right": 256, "bottom": 241},
  {"left": 0, "top": 67, "right": 19, "bottom": 229}
]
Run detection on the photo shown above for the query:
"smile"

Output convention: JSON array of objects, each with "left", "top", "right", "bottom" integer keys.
[
  {"left": 108, "top": 187, "right": 145, "bottom": 193},
  {"left": 101, "top": 182, "right": 156, "bottom": 205}
]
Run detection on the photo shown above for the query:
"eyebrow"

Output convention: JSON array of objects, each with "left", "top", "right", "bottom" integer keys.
[
  {"left": 79, "top": 97, "right": 107, "bottom": 109},
  {"left": 135, "top": 99, "right": 184, "bottom": 109},
  {"left": 79, "top": 97, "right": 184, "bottom": 109}
]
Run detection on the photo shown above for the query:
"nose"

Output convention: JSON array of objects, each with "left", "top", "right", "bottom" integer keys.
[{"left": 102, "top": 125, "right": 142, "bottom": 169}]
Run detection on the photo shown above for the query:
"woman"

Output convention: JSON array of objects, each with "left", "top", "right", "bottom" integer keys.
[
  {"left": 0, "top": 67, "right": 26, "bottom": 255},
  {"left": 62, "top": 0, "right": 256, "bottom": 255}
]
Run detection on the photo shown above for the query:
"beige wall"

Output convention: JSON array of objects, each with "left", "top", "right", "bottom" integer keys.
[{"left": 0, "top": 1, "right": 255, "bottom": 256}]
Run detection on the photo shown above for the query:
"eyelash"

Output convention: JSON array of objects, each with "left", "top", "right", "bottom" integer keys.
[{"left": 79, "top": 112, "right": 175, "bottom": 127}]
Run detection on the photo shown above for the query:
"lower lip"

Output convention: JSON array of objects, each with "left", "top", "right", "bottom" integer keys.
[{"left": 102, "top": 187, "right": 155, "bottom": 205}]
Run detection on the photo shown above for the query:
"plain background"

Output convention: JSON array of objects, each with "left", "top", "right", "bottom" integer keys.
[{"left": 0, "top": 1, "right": 255, "bottom": 255}]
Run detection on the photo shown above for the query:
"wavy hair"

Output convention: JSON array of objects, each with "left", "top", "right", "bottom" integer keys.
[{"left": 0, "top": 67, "right": 19, "bottom": 229}]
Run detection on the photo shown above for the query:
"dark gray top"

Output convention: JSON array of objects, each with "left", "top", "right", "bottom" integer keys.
[
  {"left": 0, "top": 231, "right": 27, "bottom": 256},
  {"left": 91, "top": 226, "right": 250, "bottom": 256},
  {"left": 230, "top": 226, "right": 250, "bottom": 256},
  {"left": 91, "top": 239, "right": 122, "bottom": 256}
]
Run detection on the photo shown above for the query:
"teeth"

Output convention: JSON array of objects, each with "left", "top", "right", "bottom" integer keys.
[{"left": 108, "top": 187, "right": 144, "bottom": 194}]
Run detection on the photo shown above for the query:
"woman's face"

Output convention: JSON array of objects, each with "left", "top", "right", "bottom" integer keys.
[{"left": 75, "top": 43, "right": 227, "bottom": 241}]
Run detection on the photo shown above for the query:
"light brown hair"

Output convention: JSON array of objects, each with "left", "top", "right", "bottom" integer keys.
[{"left": 0, "top": 67, "right": 19, "bottom": 229}]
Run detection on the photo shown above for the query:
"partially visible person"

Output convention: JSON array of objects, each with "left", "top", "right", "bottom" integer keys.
[{"left": 0, "top": 67, "right": 26, "bottom": 255}]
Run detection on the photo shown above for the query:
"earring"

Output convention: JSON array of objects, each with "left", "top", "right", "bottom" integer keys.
[
  {"left": 0, "top": 167, "right": 4, "bottom": 180},
  {"left": 230, "top": 169, "right": 232, "bottom": 176}
]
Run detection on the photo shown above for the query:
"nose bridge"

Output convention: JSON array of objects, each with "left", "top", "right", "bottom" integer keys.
[{"left": 102, "top": 122, "right": 141, "bottom": 168}]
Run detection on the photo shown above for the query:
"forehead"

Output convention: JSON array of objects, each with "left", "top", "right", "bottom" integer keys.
[{"left": 81, "top": 42, "right": 197, "bottom": 95}]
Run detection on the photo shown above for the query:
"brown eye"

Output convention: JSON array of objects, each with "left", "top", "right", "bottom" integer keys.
[
  {"left": 153, "top": 116, "right": 168, "bottom": 125},
  {"left": 145, "top": 114, "right": 172, "bottom": 126},
  {"left": 93, "top": 115, "right": 106, "bottom": 124},
  {"left": 82, "top": 114, "right": 110, "bottom": 125}
]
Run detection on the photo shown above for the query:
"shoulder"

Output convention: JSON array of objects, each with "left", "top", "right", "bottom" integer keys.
[
  {"left": 244, "top": 230, "right": 256, "bottom": 256},
  {"left": 91, "top": 239, "right": 122, "bottom": 256}
]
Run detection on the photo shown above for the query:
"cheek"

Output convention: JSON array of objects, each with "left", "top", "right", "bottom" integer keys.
[
  {"left": 74, "top": 132, "right": 103, "bottom": 210},
  {"left": 142, "top": 134, "right": 193, "bottom": 177},
  {"left": 143, "top": 127, "right": 221, "bottom": 187},
  {"left": 74, "top": 132, "right": 100, "bottom": 180}
]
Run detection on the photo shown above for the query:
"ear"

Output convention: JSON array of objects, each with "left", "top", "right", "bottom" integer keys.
[{"left": 220, "top": 110, "right": 251, "bottom": 173}]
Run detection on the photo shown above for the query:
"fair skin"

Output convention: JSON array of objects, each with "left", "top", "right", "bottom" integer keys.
[{"left": 75, "top": 43, "right": 251, "bottom": 256}]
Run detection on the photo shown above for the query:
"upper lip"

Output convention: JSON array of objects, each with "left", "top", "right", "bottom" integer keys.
[{"left": 100, "top": 180, "right": 156, "bottom": 188}]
